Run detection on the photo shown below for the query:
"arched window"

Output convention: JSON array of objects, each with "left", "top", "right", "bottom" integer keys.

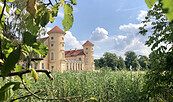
[
  {"left": 51, "top": 52, "right": 54, "bottom": 60},
  {"left": 42, "top": 63, "right": 44, "bottom": 69}
]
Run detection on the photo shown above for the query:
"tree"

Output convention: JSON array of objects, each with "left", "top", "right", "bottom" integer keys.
[
  {"left": 139, "top": 3, "right": 173, "bottom": 101},
  {"left": 0, "top": 0, "right": 78, "bottom": 101},
  {"left": 138, "top": 55, "right": 150, "bottom": 70},
  {"left": 145, "top": 0, "right": 173, "bottom": 22},
  {"left": 117, "top": 56, "right": 126, "bottom": 70},
  {"left": 103, "top": 52, "right": 118, "bottom": 70},
  {"left": 124, "top": 51, "right": 139, "bottom": 70}
]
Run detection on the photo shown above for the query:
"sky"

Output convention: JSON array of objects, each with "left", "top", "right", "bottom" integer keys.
[{"left": 45, "top": 0, "right": 151, "bottom": 59}]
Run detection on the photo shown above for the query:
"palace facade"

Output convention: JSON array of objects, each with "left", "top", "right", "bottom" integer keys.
[{"left": 34, "top": 26, "right": 94, "bottom": 72}]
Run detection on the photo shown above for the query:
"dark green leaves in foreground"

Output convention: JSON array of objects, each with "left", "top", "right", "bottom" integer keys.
[
  {"left": 145, "top": 0, "right": 173, "bottom": 22},
  {"left": 63, "top": 4, "right": 73, "bottom": 31},
  {"left": 1, "top": 46, "right": 21, "bottom": 77},
  {"left": 23, "top": 31, "right": 37, "bottom": 46},
  {"left": 0, "top": 82, "right": 21, "bottom": 101}
]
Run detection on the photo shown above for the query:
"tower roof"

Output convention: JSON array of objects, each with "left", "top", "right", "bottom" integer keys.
[
  {"left": 47, "top": 26, "right": 65, "bottom": 34},
  {"left": 82, "top": 40, "right": 94, "bottom": 46}
]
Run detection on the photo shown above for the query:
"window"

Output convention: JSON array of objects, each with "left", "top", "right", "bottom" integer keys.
[
  {"left": 62, "top": 52, "right": 64, "bottom": 58},
  {"left": 51, "top": 37, "right": 54, "bottom": 40},
  {"left": 34, "top": 63, "right": 37, "bottom": 69},
  {"left": 79, "top": 58, "right": 81, "bottom": 61},
  {"left": 86, "top": 52, "right": 88, "bottom": 54},
  {"left": 62, "top": 44, "right": 64, "bottom": 47},
  {"left": 86, "top": 48, "right": 88, "bottom": 50},
  {"left": 42, "top": 63, "right": 44, "bottom": 69},
  {"left": 51, "top": 52, "right": 54, "bottom": 60},
  {"left": 62, "top": 37, "right": 64, "bottom": 40},
  {"left": 51, "top": 44, "right": 54, "bottom": 46},
  {"left": 51, "top": 66, "right": 54, "bottom": 71}
]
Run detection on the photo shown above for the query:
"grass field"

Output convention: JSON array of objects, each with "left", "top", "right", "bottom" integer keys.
[{"left": 0, "top": 70, "right": 146, "bottom": 102}]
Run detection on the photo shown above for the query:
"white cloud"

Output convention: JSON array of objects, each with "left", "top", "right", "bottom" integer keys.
[
  {"left": 137, "top": 10, "right": 148, "bottom": 21},
  {"left": 65, "top": 31, "right": 82, "bottom": 50},
  {"left": 109, "top": 10, "right": 151, "bottom": 58},
  {"left": 90, "top": 27, "right": 108, "bottom": 42}
]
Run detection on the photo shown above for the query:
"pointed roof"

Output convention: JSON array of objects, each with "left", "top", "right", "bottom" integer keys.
[
  {"left": 65, "top": 49, "right": 85, "bottom": 57},
  {"left": 47, "top": 26, "right": 65, "bottom": 34},
  {"left": 82, "top": 40, "right": 94, "bottom": 46}
]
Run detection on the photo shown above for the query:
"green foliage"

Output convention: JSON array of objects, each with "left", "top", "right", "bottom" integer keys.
[
  {"left": 94, "top": 52, "right": 122, "bottom": 70},
  {"left": 138, "top": 55, "right": 150, "bottom": 70},
  {"left": 0, "top": 0, "right": 77, "bottom": 100},
  {"left": 0, "top": 82, "right": 21, "bottom": 102},
  {"left": 1, "top": 46, "right": 21, "bottom": 77},
  {"left": 139, "top": 3, "right": 173, "bottom": 101},
  {"left": 145, "top": 0, "right": 173, "bottom": 22},
  {"left": 117, "top": 56, "right": 126, "bottom": 70},
  {"left": 2, "top": 70, "right": 145, "bottom": 101},
  {"left": 63, "top": 4, "right": 74, "bottom": 31},
  {"left": 145, "top": 0, "right": 157, "bottom": 8},
  {"left": 23, "top": 31, "right": 37, "bottom": 46},
  {"left": 125, "top": 51, "right": 138, "bottom": 70}
]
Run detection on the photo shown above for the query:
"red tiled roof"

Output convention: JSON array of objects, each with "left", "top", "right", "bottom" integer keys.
[
  {"left": 82, "top": 40, "right": 94, "bottom": 46},
  {"left": 65, "top": 49, "right": 85, "bottom": 57},
  {"left": 47, "top": 26, "right": 64, "bottom": 34},
  {"left": 37, "top": 37, "right": 49, "bottom": 42}
]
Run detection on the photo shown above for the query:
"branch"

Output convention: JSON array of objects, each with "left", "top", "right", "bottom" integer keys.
[
  {"left": 0, "top": 69, "right": 54, "bottom": 80},
  {"left": 0, "top": 0, "right": 6, "bottom": 21},
  {"left": 48, "top": 0, "right": 53, "bottom": 6},
  {"left": 19, "top": 75, "right": 82, "bottom": 101},
  {"left": 10, "top": 89, "right": 42, "bottom": 102}
]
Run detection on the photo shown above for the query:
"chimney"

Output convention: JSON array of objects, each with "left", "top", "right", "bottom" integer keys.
[
  {"left": 75, "top": 48, "right": 77, "bottom": 51},
  {"left": 70, "top": 49, "right": 72, "bottom": 51}
]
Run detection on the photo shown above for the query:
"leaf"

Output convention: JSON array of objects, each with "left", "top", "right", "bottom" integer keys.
[
  {"left": 7, "top": 0, "right": 15, "bottom": 2},
  {"left": 1, "top": 46, "right": 21, "bottom": 77},
  {"left": 90, "top": 97, "right": 98, "bottom": 101},
  {"left": 25, "top": 16, "right": 40, "bottom": 34},
  {"left": 145, "top": 0, "right": 157, "bottom": 8},
  {"left": 62, "top": 4, "right": 74, "bottom": 31},
  {"left": 14, "top": 65, "right": 22, "bottom": 72},
  {"left": 16, "top": 9, "right": 21, "bottom": 14},
  {"left": 70, "top": 0, "right": 77, "bottom": 5},
  {"left": 6, "top": 5, "right": 9, "bottom": 13},
  {"left": 33, "top": 42, "right": 48, "bottom": 57},
  {"left": 26, "top": 0, "right": 37, "bottom": 16},
  {"left": 0, "top": 82, "right": 20, "bottom": 101},
  {"left": 31, "top": 68, "right": 38, "bottom": 82},
  {"left": 52, "top": 3, "right": 60, "bottom": 17},
  {"left": 23, "top": 31, "right": 37, "bottom": 46},
  {"left": 0, "top": 59, "right": 3, "bottom": 63},
  {"left": 161, "top": 0, "right": 173, "bottom": 22},
  {"left": 49, "top": 12, "right": 55, "bottom": 23},
  {"left": 40, "top": 10, "right": 49, "bottom": 27},
  {"left": 12, "top": 82, "right": 21, "bottom": 91},
  {"left": 60, "top": 0, "right": 64, "bottom": 6}
]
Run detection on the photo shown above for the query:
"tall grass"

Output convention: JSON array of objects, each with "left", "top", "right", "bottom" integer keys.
[{"left": 0, "top": 70, "right": 146, "bottom": 102}]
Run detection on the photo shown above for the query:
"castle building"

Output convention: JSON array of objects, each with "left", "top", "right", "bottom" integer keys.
[{"left": 35, "top": 26, "right": 95, "bottom": 72}]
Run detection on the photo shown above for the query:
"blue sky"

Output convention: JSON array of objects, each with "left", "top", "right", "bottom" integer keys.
[{"left": 45, "top": 0, "right": 151, "bottom": 59}]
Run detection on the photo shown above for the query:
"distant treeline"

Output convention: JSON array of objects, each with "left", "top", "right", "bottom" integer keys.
[{"left": 95, "top": 51, "right": 152, "bottom": 71}]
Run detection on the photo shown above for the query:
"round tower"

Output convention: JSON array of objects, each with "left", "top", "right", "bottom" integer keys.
[
  {"left": 82, "top": 40, "right": 94, "bottom": 71},
  {"left": 47, "top": 26, "right": 66, "bottom": 72}
]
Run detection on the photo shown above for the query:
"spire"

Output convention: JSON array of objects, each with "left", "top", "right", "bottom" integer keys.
[
  {"left": 82, "top": 40, "right": 94, "bottom": 46},
  {"left": 47, "top": 26, "right": 65, "bottom": 34}
]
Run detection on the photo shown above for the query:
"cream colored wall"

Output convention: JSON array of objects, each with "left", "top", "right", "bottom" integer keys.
[
  {"left": 48, "top": 31, "right": 65, "bottom": 72},
  {"left": 83, "top": 45, "right": 94, "bottom": 71}
]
